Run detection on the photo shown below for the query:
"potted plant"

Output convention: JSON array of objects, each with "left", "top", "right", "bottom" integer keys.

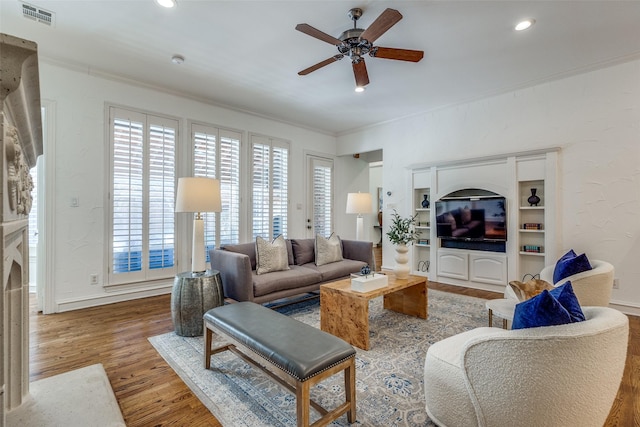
[
  {"left": 386, "top": 210, "right": 419, "bottom": 245},
  {"left": 386, "top": 210, "right": 419, "bottom": 279}
]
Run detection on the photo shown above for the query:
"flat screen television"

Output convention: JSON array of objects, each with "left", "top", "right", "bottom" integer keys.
[{"left": 435, "top": 196, "right": 507, "bottom": 242}]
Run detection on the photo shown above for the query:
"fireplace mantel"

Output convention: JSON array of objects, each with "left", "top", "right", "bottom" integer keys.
[{"left": 0, "top": 32, "right": 43, "bottom": 426}]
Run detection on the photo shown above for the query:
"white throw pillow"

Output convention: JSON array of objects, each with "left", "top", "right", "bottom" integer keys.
[
  {"left": 315, "top": 233, "right": 343, "bottom": 266},
  {"left": 255, "top": 235, "right": 290, "bottom": 275}
]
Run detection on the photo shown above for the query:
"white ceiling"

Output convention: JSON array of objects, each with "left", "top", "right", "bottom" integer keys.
[{"left": 2, "top": 1, "right": 640, "bottom": 135}]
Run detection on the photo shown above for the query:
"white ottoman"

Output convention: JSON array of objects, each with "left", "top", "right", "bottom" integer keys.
[{"left": 485, "top": 298, "right": 517, "bottom": 329}]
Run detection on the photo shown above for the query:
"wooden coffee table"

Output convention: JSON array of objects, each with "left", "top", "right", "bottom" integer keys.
[{"left": 320, "top": 273, "right": 427, "bottom": 350}]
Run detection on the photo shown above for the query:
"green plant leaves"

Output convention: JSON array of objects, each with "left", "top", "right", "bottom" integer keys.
[{"left": 386, "top": 210, "right": 419, "bottom": 245}]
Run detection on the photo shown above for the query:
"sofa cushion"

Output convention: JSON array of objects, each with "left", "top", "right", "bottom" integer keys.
[
  {"left": 252, "top": 265, "right": 323, "bottom": 297},
  {"left": 303, "top": 259, "right": 368, "bottom": 282},
  {"left": 223, "top": 242, "right": 257, "bottom": 270},
  {"left": 553, "top": 249, "right": 592, "bottom": 284},
  {"left": 512, "top": 290, "right": 573, "bottom": 329},
  {"left": 256, "top": 235, "right": 290, "bottom": 275},
  {"left": 315, "top": 233, "right": 343, "bottom": 266},
  {"left": 291, "top": 238, "right": 315, "bottom": 266},
  {"left": 285, "top": 239, "right": 295, "bottom": 265}
]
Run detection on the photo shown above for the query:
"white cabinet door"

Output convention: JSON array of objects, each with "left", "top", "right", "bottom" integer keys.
[
  {"left": 437, "top": 250, "right": 469, "bottom": 280},
  {"left": 470, "top": 253, "right": 508, "bottom": 285}
]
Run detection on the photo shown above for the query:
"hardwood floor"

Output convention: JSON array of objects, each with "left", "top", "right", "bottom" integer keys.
[
  {"left": 29, "top": 279, "right": 638, "bottom": 426},
  {"left": 28, "top": 294, "right": 221, "bottom": 426}
]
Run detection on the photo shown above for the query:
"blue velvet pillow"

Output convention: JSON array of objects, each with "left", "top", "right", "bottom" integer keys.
[
  {"left": 512, "top": 290, "right": 572, "bottom": 330},
  {"left": 553, "top": 249, "right": 592, "bottom": 284},
  {"left": 549, "top": 281, "right": 585, "bottom": 322}
]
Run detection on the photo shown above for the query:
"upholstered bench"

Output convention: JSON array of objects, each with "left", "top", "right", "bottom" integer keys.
[{"left": 204, "top": 302, "right": 357, "bottom": 427}]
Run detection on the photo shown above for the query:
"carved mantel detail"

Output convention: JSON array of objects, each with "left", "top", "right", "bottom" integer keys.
[{"left": 5, "top": 125, "right": 33, "bottom": 216}]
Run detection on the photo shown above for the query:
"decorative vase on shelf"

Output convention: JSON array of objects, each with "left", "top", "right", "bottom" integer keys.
[
  {"left": 421, "top": 194, "right": 430, "bottom": 209},
  {"left": 393, "top": 243, "right": 410, "bottom": 279},
  {"left": 527, "top": 188, "right": 541, "bottom": 206}
]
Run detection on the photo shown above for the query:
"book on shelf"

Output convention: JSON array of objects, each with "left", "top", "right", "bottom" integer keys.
[
  {"left": 522, "top": 223, "right": 543, "bottom": 230},
  {"left": 522, "top": 245, "right": 543, "bottom": 253}
]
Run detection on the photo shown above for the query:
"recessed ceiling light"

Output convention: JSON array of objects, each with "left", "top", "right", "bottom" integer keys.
[
  {"left": 515, "top": 19, "right": 535, "bottom": 31},
  {"left": 171, "top": 54, "right": 184, "bottom": 64},
  {"left": 155, "top": 0, "right": 176, "bottom": 8},
  {"left": 355, "top": 86, "right": 365, "bottom": 93}
]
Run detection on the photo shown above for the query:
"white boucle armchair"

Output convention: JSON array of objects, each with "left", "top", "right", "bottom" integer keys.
[
  {"left": 539, "top": 259, "right": 614, "bottom": 306},
  {"left": 424, "top": 307, "right": 628, "bottom": 427}
]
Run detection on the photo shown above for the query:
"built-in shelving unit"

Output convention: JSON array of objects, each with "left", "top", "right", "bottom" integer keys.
[
  {"left": 517, "top": 179, "right": 547, "bottom": 279},
  {"left": 407, "top": 150, "right": 558, "bottom": 293},
  {"left": 413, "top": 188, "right": 432, "bottom": 277}
]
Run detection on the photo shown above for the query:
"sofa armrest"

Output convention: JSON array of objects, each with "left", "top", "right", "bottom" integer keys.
[
  {"left": 341, "top": 239, "right": 374, "bottom": 268},
  {"left": 209, "top": 249, "right": 254, "bottom": 302}
]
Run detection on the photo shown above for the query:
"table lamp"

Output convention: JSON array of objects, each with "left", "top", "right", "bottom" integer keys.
[
  {"left": 175, "top": 177, "right": 221, "bottom": 272},
  {"left": 346, "top": 192, "right": 372, "bottom": 241}
]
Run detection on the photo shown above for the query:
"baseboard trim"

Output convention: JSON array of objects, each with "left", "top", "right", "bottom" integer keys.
[
  {"left": 609, "top": 299, "right": 640, "bottom": 317},
  {"left": 56, "top": 282, "right": 173, "bottom": 312}
]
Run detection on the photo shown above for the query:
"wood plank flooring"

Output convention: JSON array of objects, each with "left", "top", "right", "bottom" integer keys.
[
  {"left": 29, "top": 279, "right": 638, "bottom": 426},
  {"left": 28, "top": 294, "right": 221, "bottom": 426}
]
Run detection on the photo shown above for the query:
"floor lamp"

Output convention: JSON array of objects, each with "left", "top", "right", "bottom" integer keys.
[
  {"left": 175, "top": 177, "right": 221, "bottom": 273},
  {"left": 346, "top": 192, "right": 373, "bottom": 241}
]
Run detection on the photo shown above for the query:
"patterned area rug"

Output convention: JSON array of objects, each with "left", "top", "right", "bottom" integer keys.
[{"left": 149, "top": 289, "right": 488, "bottom": 426}]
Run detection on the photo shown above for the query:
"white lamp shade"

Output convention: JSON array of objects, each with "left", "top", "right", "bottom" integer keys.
[
  {"left": 346, "top": 192, "right": 373, "bottom": 214},
  {"left": 175, "top": 177, "right": 221, "bottom": 213}
]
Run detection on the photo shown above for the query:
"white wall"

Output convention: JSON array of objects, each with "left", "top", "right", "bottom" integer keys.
[
  {"left": 333, "top": 155, "right": 370, "bottom": 241},
  {"left": 39, "top": 62, "right": 340, "bottom": 311},
  {"left": 337, "top": 60, "right": 640, "bottom": 313}
]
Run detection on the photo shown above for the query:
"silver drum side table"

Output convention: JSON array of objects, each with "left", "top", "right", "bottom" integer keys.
[{"left": 171, "top": 269, "right": 223, "bottom": 336}]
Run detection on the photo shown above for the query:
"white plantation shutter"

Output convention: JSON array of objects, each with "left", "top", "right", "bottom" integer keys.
[
  {"left": 109, "top": 107, "right": 177, "bottom": 284},
  {"left": 219, "top": 130, "right": 241, "bottom": 245},
  {"left": 192, "top": 124, "right": 240, "bottom": 253},
  {"left": 251, "top": 135, "right": 289, "bottom": 240},
  {"left": 148, "top": 120, "right": 176, "bottom": 271},
  {"left": 112, "top": 113, "right": 144, "bottom": 277},
  {"left": 251, "top": 140, "right": 270, "bottom": 238},
  {"left": 312, "top": 159, "right": 333, "bottom": 236}
]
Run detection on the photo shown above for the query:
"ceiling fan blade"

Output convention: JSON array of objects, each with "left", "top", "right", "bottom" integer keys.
[
  {"left": 359, "top": 8, "right": 403, "bottom": 44},
  {"left": 298, "top": 55, "right": 344, "bottom": 76},
  {"left": 370, "top": 47, "right": 424, "bottom": 62},
  {"left": 295, "top": 23, "right": 344, "bottom": 46},
  {"left": 353, "top": 60, "right": 370, "bottom": 87}
]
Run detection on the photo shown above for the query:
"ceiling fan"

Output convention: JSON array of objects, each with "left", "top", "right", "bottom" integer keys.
[{"left": 295, "top": 8, "right": 424, "bottom": 89}]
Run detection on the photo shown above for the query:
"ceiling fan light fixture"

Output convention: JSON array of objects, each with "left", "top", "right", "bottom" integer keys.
[
  {"left": 155, "top": 0, "right": 176, "bottom": 8},
  {"left": 355, "top": 86, "right": 365, "bottom": 93},
  {"left": 515, "top": 19, "right": 535, "bottom": 31},
  {"left": 295, "top": 8, "right": 423, "bottom": 86}
]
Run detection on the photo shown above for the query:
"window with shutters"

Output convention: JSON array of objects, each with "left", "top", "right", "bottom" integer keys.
[
  {"left": 251, "top": 134, "right": 289, "bottom": 240},
  {"left": 311, "top": 157, "right": 333, "bottom": 236},
  {"left": 192, "top": 123, "right": 241, "bottom": 256},
  {"left": 109, "top": 106, "right": 177, "bottom": 284}
]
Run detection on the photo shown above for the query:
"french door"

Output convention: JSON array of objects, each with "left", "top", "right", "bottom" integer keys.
[{"left": 306, "top": 155, "right": 334, "bottom": 238}]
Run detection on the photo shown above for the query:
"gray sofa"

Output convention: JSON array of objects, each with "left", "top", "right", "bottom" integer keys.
[{"left": 209, "top": 238, "right": 374, "bottom": 304}]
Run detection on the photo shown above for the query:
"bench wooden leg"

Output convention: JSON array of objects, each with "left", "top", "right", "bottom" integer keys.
[
  {"left": 345, "top": 359, "right": 356, "bottom": 423},
  {"left": 204, "top": 323, "right": 213, "bottom": 369},
  {"left": 296, "top": 380, "right": 311, "bottom": 427}
]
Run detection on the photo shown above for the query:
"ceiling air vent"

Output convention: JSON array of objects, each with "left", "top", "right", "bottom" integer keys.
[{"left": 21, "top": 2, "right": 55, "bottom": 26}]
